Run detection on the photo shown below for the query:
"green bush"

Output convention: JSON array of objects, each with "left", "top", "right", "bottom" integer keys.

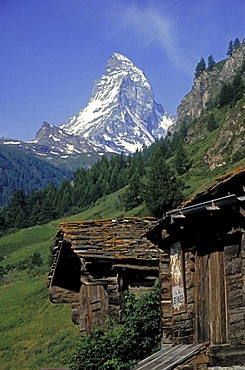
[{"left": 68, "top": 280, "right": 161, "bottom": 370}]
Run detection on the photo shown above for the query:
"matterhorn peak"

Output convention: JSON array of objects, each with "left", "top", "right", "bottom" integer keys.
[
  {"left": 106, "top": 53, "right": 134, "bottom": 72},
  {"left": 61, "top": 53, "right": 174, "bottom": 154},
  {"left": 108, "top": 52, "right": 133, "bottom": 64}
]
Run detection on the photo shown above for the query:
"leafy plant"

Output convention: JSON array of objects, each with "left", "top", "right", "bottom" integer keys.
[{"left": 68, "top": 280, "right": 161, "bottom": 370}]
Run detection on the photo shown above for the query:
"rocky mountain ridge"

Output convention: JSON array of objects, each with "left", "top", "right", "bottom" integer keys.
[
  {"left": 61, "top": 53, "right": 174, "bottom": 154},
  {"left": 0, "top": 53, "right": 174, "bottom": 158},
  {"left": 177, "top": 39, "right": 245, "bottom": 126},
  {"left": 176, "top": 39, "right": 245, "bottom": 171},
  {"left": 1, "top": 42, "right": 244, "bottom": 173}
]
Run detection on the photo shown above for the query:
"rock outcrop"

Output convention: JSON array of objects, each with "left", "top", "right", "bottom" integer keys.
[{"left": 176, "top": 39, "right": 245, "bottom": 126}]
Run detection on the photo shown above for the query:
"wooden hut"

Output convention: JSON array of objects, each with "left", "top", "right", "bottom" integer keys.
[
  {"left": 142, "top": 166, "right": 245, "bottom": 368},
  {"left": 47, "top": 217, "right": 159, "bottom": 335}
]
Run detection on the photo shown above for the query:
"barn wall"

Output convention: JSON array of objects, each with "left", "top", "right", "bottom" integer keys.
[
  {"left": 160, "top": 229, "right": 245, "bottom": 346},
  {"left": 224, "top": 231, "right": 245, "bottom": 344},
  {"left": 173, "top": 252, "right": 195, "bottom": 343},
  {"left": 164, "top": 231, "right": 245, "bottom": 347},
  {"left": 73, "top": 263, "right": 159, "bottom": 336},
  {"left": 159, "top": 248, "right": 173, "bottom": 343},
  {"left": 172, "top": 250, "right": 196, "bottom": 344},
  {"left": 159, "top": 243, "right": 196, "bottom": 344}
]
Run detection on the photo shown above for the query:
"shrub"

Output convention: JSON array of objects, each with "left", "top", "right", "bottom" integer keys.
[{"left": 68, "top": 280, "right": 161, "bottom": 370}]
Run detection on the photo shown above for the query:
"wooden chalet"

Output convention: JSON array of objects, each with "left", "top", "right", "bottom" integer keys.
[
  {"left": 139, "top": 166, "right": 245, "bottom": 369},
  {"left": 47, "top": 217, "right": 159, "bottom": 336},
  {"left": 47, "top": 166, "right": 245, "bottom": 369}
]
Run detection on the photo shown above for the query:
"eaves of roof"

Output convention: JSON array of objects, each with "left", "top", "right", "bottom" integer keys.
[{"left": 181, "top": 164, "right": 245, "bottom": 208}]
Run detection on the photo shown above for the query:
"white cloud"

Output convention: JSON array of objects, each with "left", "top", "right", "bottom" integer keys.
[{"left": 113, "top": 3, "right": 192, "bottom": 75}]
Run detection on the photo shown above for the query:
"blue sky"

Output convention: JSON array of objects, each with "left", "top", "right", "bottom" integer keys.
[{"left": 0, "top": 0, "right": 244, "bottom": 140}]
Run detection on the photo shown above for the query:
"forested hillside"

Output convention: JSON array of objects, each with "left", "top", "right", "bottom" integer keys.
[
  {"left": 0, "top": 145, "right": 71, "bottom": 207},
  {"left": 0, "top": 38, "right": 245, "bottom": 370},
  {"left": 1, "top": 88, "right": 244, "bottom": 235},
  {"left": 1, "top": 39, "right": 244, "bottom": 236}
]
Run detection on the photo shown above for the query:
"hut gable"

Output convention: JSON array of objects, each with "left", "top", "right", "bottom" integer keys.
[
  {"left": 145, "top": 165, "right": 245, "bottom": 367},
  {"left": 47, "top": 217, "right": 159, "bottom": 335}
]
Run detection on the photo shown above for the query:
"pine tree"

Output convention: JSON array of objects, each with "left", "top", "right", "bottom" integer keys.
[
  {"left": 207, "top": 54, "right": 215, "bottom": 71},
  {"left": 233, "top": 37, "right": 240, "bottom": 49},
  {"left": 15, "top": 209, "right": 27, "bottom": 229},
  {"left": 39, "top": 183, "right": 57, "bottom": 222},
  {"left": 121, "top": 171, "right": 142, "bottom": 211},
  {"left": 56, "top": 179, "right": 73, "bottom": 216},
  {"left": 227, "top": 41, "right": 233, "bottom": 57},
  {"left": 27, "top": 190, "right": 43, "bottom": 225},
  {"left": 174, "top": 143, "right": 189, "bottom": 175},
  {"left": 5, "top": 189, "right": 28, "bottom": 228},
  {"left": 207, "top": 112, "right": 218, "bottom": 131},
  {"left": 195, "top": 57, "right": 206, "bottom": 77},
  {"left": 218, "top": 82, "right": 235, "bottom": 108},
  {"left": 143, "top": 147, "right": 184, "bottom": 217},
  {"left": 232, "top": 73, "right": 245, "bottom": 103},
  {"left": 72, "top": 167, "right": 87, "bottom": 208}
]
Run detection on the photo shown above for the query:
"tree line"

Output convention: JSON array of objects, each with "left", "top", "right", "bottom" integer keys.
[
  {"left": 195, "top": 37, "right": 241, "bottom": 78},
  {"left": 1, "top": 38, "right": 244, "bottom": 235},
  {"left": 0, "top": 131, "right": 189, "bottom": 235},
  {"left": 206, "top": 58, "right": 245, "bottom": 110},
  {"left": 0, "top": 144, "right": 71, "bottom": 207},
  {"left": 218, "top": 59, "right": 245, "bottom": 108},
  {"left": 194, "top": 36, "right": 245, "bottom": 111}
]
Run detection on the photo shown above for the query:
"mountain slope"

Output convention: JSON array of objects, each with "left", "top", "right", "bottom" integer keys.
[
  {"left": 61, "top": 53, "right": 174, "bottom": 154},
  {"left": 177, "top": 39, "right": 245, "bottom": 125},
  {"left": 174, "top": 40, "right": 245, "bottom": 171},
  {"left": 1, "top": 53, "right": 174, "bottom": 159},
  {"left": 34, "top": 121, "right": 96, "bottom": 155},
  {"left": 0, "top": 189, "right": 145, "bottom": 370},
  {"left": 0, "top": 144, "right": 71, "bottom": 207}
]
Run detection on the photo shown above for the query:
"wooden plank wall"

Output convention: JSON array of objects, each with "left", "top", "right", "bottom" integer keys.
[
  {"left": 73, "top": 274, "right": 124, "bottom": 335},
  {"left": 159, "top": 248, "right": 173, "bottom": 343},
  {"left": 209, "top": 251, "right": 228, "bottom": 345},
  {"left": 195, "top": 254, "right": 210, "bottom": 343},
  {"left": 224, "top": 231, "right": 245, "bottom": 344},
  {"left": 78, "top": 284, "right": 108, "bottom": 335},
  {"left": 172, "top": 250, "right": 196, "bottom": 344},
  {"left": 195, "top": 249, "right": 229, "bottom": 345},
  {"left": 160, "top": 246, "right": 196, "bottom": 344},
  {"left": 158, "top": 230, "right": 245, "bottom": 347}
]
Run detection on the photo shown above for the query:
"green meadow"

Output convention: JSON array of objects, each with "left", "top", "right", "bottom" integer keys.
[
  {"left": 1, "top": 157, "right": 244, "bottom": 369},
  {"left": 0, "top": 189, "right": 144, "bottom": 370}
]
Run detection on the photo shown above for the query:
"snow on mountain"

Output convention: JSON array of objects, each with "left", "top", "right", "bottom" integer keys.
[
  {"left": 61, "top": 53, "right": 174, "bottom": 154},
  {"left": 34, "top": 121, "right": 95, "bottom": 155},
  {"left": 2, "top": 53, "right": 175, "bottom": 157}
]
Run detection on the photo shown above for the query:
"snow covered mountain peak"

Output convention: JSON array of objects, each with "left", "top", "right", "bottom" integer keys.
[
  {"left": 2, "top": 53, "right": 174, "bottom": 159},
  {"left": 60, "top": 53, "right": 175, "bottom": 154},
  {"left": 106, "top": 53, "right": 133, "bottom": 70}
]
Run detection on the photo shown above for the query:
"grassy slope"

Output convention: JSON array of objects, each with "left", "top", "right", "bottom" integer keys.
[
  {"left": 0, "top": 189, "right": 146, "bottom": 370},
  {"left": 0, "top": 223, "right": 78, "bottom": 369},
  {"left": 1, "top": 100, "right": 244, "bottom": 368},
  {"left": 180, "top": 99, "right": 245, "bottom": 199}
]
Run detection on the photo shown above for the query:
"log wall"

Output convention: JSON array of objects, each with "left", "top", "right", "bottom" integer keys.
[
  {"left": 172, "top": 250, "right": 196, "bottom": 344},
  {"left": 159, "top": 248, "right": 173, "bottom": 343},
  {"left": 48, "top": 217, "right": 159, "bottom": 335},
  {"left": 160, "top": 230, "right": 245, "bottom": 346},
  {"left": 224, "top": 232, "right": 245, "bottom": 345},
  {"left": 160, "top": 246, "right": 199, "bottom": 345}
]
